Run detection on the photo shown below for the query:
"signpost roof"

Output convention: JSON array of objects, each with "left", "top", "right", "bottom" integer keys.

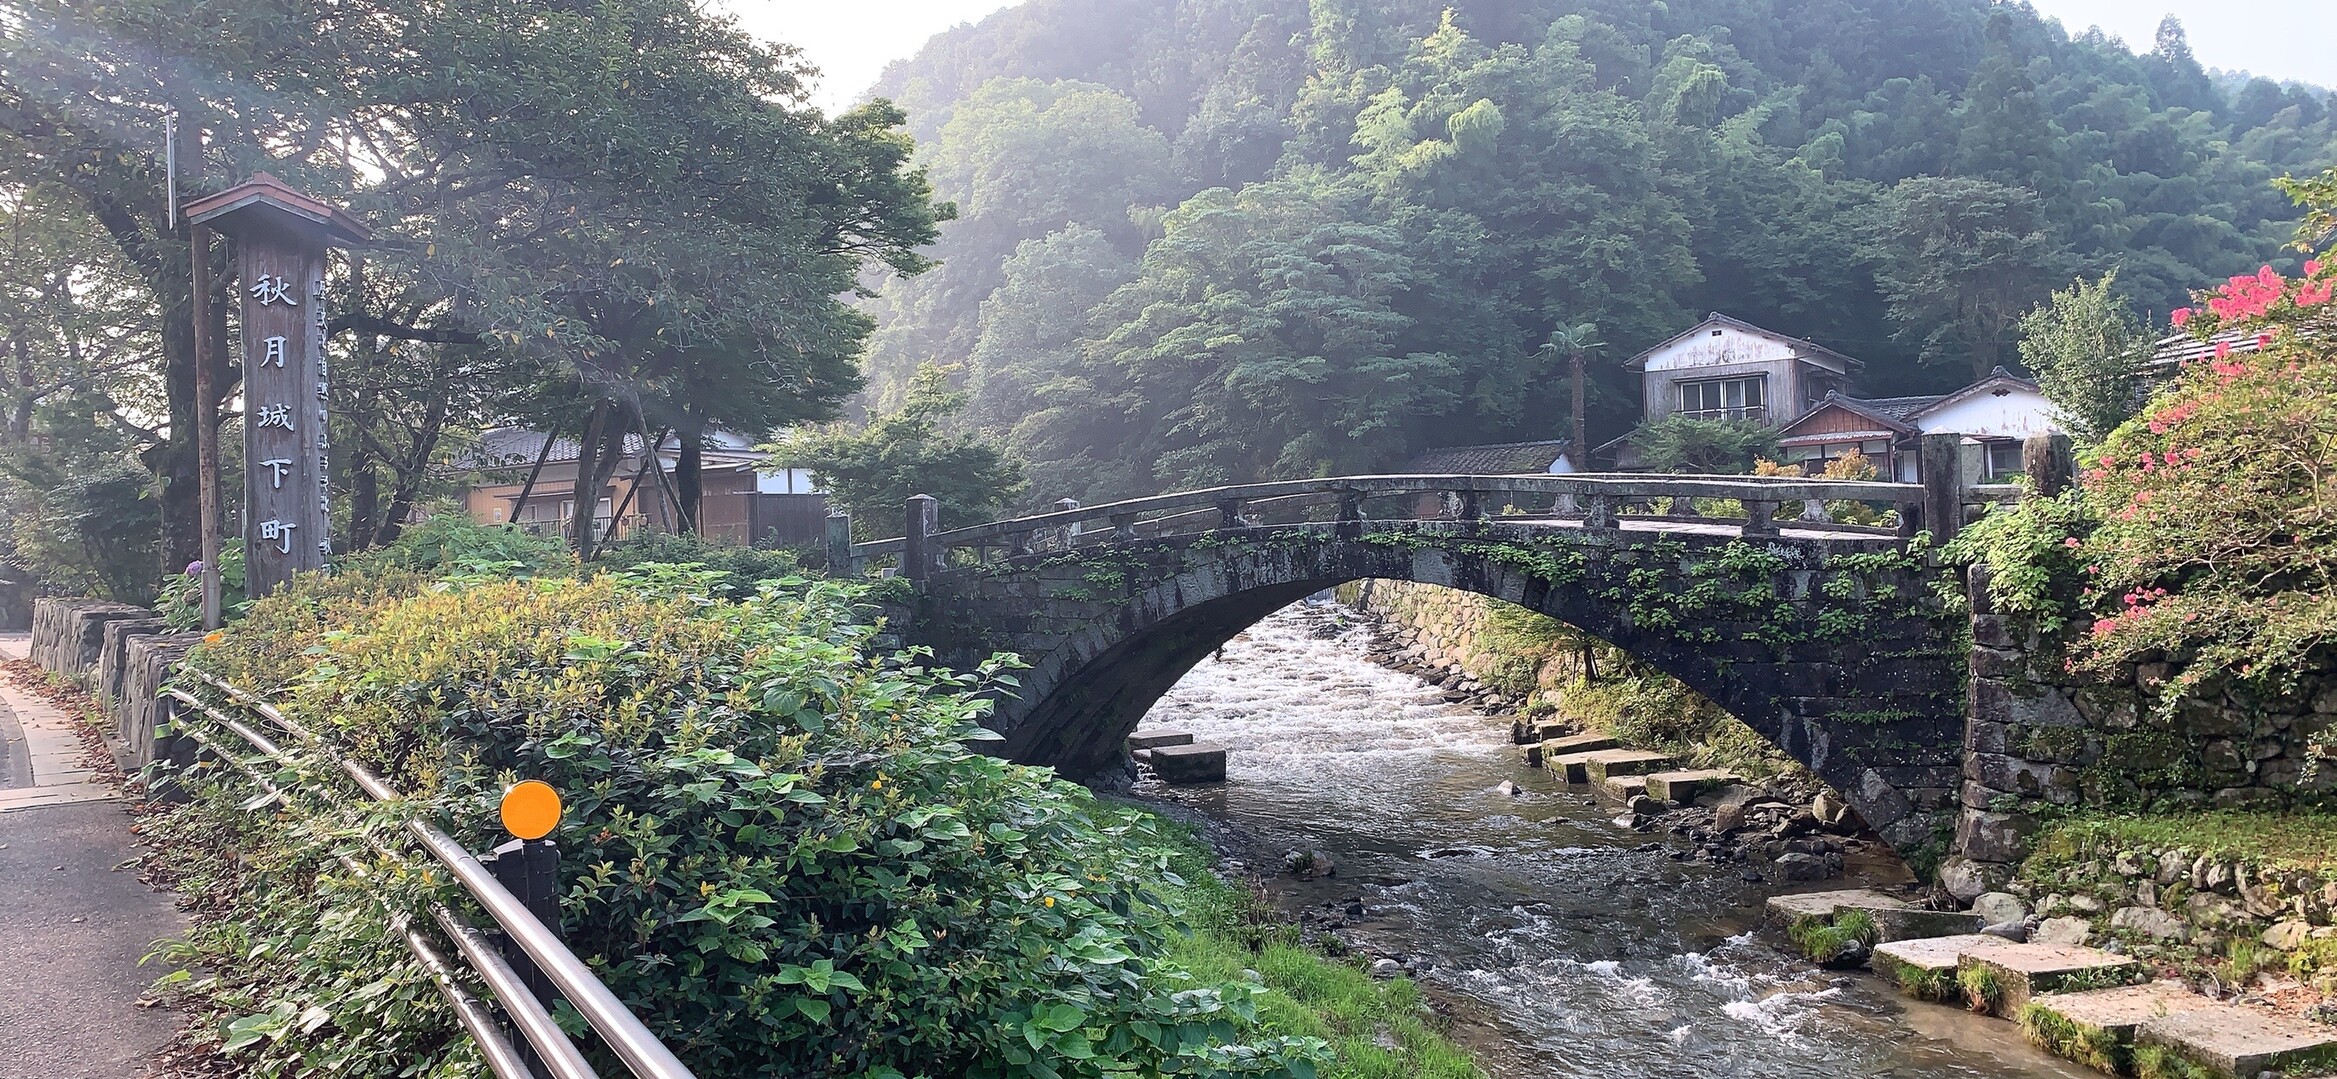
[{"left": 182, "top": 171, "right": 371, "bottom": 246}]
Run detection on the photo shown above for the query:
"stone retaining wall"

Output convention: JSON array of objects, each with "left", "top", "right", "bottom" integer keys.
[
  {"left": 1344, "top": 579, "right": 1585, "bottom": 715},
  {"left": 30, "top": 597, "right": 158, "bottom": 676},
  {"left": 1944, "top": 565, "right": 2337, "bottom": 899},
  {"left": 25, "top": 596, "right": 197, "bottom": 779}
]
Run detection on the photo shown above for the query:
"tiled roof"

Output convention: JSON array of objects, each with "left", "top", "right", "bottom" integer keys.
[
  {"left": 1622, "top": 311, "right": 1868, "bottom": 372},
  {"left": 1845, "top": 394, "right": 1948, "bottom": 423},
  {"left": 453, "top": 427, "right": 767, "bottom": 470},
  {"left": 2147, "top": 329, "right": 2260, "bottom": 371},
  {"left": 1400, "top": 439, "right": 1573, "bottom": 474}
]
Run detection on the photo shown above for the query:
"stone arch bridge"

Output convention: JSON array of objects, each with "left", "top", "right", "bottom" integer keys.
[{"left": 848, "top": 470, "right": 2005, "bottom": 851}]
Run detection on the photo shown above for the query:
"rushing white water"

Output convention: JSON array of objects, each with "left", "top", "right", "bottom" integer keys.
[{"left": 1136, "top": 601, "right": 2094, "bottom": 1079}]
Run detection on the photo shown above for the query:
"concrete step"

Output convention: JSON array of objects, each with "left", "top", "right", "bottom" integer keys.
[
  {"left": 1868, "top": 907, "right": 1984, "bottom": 943},
  {"left": 1643, "top": 768, "right": 1738, "bottom": 804},
  {"left": 1958, "top": 941, "right": 2146, "bottom": 1017},
  {"left": 1765, "top": 888, "right": 1909, "bottom": 927},
  {"left": 2021, "top": 981, "right": 2219, "bottom": 1074},
  {"left": 1580, "top": 749, "right": 1677, "bottom": 785},
  {"left": 1149, "top": 743, "right": 1227, "bottom": 785},
  {"left": 1601, "top": 775, "right": 1649, "bottom": 801},
  {"left": 2137, "top": 1001, "right": 2337, "bottom": 1078},
  {"left": 1127, "top": 730, "right": 1195, "bottom": 751},
  {"left": 1871, "top": 934, "right": 2021, "bottom": 1002},
  {"left": 1525, "top": 732, "right": 1616, "bottom": 768}
]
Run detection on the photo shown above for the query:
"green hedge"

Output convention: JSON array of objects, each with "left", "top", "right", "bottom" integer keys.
[{"left": 162, "top": 564, "right": 1326, "bottom": 1079}]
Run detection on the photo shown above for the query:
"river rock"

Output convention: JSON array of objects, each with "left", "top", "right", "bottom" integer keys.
[
  {"left": 1972, "top": 892, "right": 2028, "bottom": 925},
  {"left": 1774, "top": 852, "right": 1829, "bottom": 882},
  {"left": 1981, "top": 920, "right": 2028, "bottom": 942},
  {"left": 1369, "top": 958, "right": 1402, "bottom": 978},
  {"left": 2110, "top": 905, "right": 2190, "bottom": 942},
  {"left": 2263, "top": 920, "right": 2313, "bottom": 951},
  {"left": 2032, "top": 916, "right": 2092, "bottom": 946},
  {"left": 1939, "top": 857, "right": 2010, "bottom": 903},
  {"left": 1811, "top": 789, "right": 1852, "bottom": 826}
]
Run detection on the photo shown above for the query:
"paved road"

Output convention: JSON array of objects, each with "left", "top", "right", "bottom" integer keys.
[{"left": 0, "top": 646, "right": 187, "bottom": 1079}]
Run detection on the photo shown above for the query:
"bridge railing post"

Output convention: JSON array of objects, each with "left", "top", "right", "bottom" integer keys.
[
  {"left": 1742, "top": 499, "right": 1778, "bottom": 537},
  {"left": 824, "top": 512, "right": 853, "bottom": 574},
  {"left": 1054, "top": 497, "right": 1081, "bottom": 550},
  {"left": 1919, "top": 432, "right": 1965, "bottom": 544},
  {"left": 1799, "top": 498, "right": 1829, "bottom": 524},
  {"left": 1111, "top": 512, "right": 1138, "bottom": 540},
  {"left": 1583, "top": 492, "right": 1616, "bottom": 529},
  {"left": 1455, "top": 488, "right": 1482, "bottom": 521},
  {"left": 1216, "top": 499, "right": 1246, "bottom": 529},
  {"left": 2023, "top": 433, "right": 2074, "bottom": 497},
  {"left": 904, "top": 494, "right": 938, "bottom": 580}
]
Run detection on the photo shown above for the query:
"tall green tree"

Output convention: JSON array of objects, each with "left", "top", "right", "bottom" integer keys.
[
  {"left": 770, "top": 365, "right": 1027, "bottom": 537},
  {"left": 2015, "top": 273, "right": 2147, "bottom": 443},
  {"left": 1871, "top": 175, "right": 2070, "bottom": 380}
]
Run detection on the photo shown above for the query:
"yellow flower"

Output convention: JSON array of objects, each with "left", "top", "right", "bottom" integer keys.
[
  {"left": 1042, "top": 896, "right": 1055, "bottom": 908},
  {"left": 699, "top": 881, "right": 715, "bottom": 898},
  {"left": 869, "top": 779, "right": 883, "bottom": 790},
  {"left": 202, "top": 631, "right": 224, "bottom": 644}
]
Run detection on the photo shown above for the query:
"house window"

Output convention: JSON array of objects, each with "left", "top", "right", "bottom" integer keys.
[
  {"left": 1983, "top": 439, "right": 2024, "bottom": 480},
  {"left": 1677, "top": 375, "right": 1766, "bottom": 422}
]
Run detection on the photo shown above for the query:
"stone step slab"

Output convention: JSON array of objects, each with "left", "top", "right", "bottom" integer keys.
[
  {"left": 1601, "top": 775, "right": 1649, "bottom": 801},
  {"left": 1871, "top": 934, "right": 2020, "bottom": 1002},
  {"left": 2022, "top": 981, "right": 2218, "bottom": 1073},
  {"left": 1868, "top": 907, "right": 1985, "bottom": 943},
  {"left": 1764, "top": 888, "right": 1909, "bottom": 927},
  {"left": 1527, "top": 733, "right": 1617, "bottom": 769},
  {"left": 1580, "top": 749, "right": 1678, "bottom": 785},
  {"left": 1149, "top": 743, "right": 1227, "bottom": 785},
  {"left": 1642, "top": 768, "right": 1738, "bottom": 804},
  {"left": 2137, "top": 1002, "right": 2337, "bottom": 1078},
  {"left": 1958, "top": 941, "right": 2146, "bottom": 1017},
  {"left": 1127, "top": 730, "right": 1195, "bottom": 750}
]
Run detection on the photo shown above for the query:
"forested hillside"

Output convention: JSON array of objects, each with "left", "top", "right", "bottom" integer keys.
[{"left": 853, "top": 0, "right": 2336, "bottom": 505}]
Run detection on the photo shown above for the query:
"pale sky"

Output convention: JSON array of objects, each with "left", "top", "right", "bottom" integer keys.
[{"left": 718, "top": 0, "right": 2337, "bottom": 117}]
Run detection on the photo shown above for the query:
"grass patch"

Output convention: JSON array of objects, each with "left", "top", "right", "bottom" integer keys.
[
  {"left": 1958, "top": 963, "right": 2006, "bottom": 1015},
  {"left": 2132, "top": 1042, "right": 2217, "bottom": 1079},
  {"left": 2017, "top": 1002, "right": 2125, "bottom": 1074},
  {"left": 1873, "top": 953, "right": 1954, "bottom": 1002},
  {"left": 2026, "top": 809, "right": 2337, "bottom": 882},
  {"left": 1786, "top": 908, "right": 1880, "bottom": 965},
  {"left": 1146, "top": 811, "right": 1484, "bottom": 1079}
]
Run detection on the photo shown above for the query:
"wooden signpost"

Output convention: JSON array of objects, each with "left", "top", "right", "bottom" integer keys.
[{"left": 183, "top": 174, "right": 369, "bottom": 601}]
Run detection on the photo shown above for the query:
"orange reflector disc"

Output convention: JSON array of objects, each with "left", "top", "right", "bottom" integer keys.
[{"left": 500, "top": 780, "right": 562, "bottom": 840}]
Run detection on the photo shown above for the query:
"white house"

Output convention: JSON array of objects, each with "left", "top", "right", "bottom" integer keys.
[
  {"left": 1622, "top": 312, "right": 1864, "bottom": 427},
  {"left": 1773, "top": 368, "right": 2062, "bottom": 482}
]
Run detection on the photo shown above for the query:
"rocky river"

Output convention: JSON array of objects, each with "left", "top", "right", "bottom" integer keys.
[{"left": 1131, "top": 600, "right": 2096, "bottom": 1079}]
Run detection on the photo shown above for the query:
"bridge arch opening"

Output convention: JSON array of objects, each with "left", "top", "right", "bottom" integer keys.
[{"left": 901, "top": 520, "right": 1967, "bottom": 853}]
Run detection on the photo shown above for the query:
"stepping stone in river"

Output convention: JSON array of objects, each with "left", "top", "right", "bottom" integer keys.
[
  {"left": 1958, "top": 941, "right": 2145, "bottom": 1017},
  {"left": 1528, "top": 733, "right": 1617, "bottom": 770},
  {"left": 1601, "top": 775, "right": 1649, "bottom": 801},
  {"left": 1871, "top": 934, "right": 2020, "bottom": 1002},
  {"left": 1149, "top": 744, "right": 1227, "bottom": 785},
  {"left": 2021, "top": 981, "right": 2219, "bottom": 1074},
  {"left": 1867, "top": 907, "right": 1985, "bottom": 943},
  {"left": 1580, "top": 749, "right": 1676, "bottom": 785},
  {"left": 2136, "top": 1001, "right": 2337, "bottom": 1078},
  {"left": 1765, "top": 888, "right": 1908, "bottom": 927},
  {"left": 1643, "top": 768, "right": 1738, "bottom": 804},
  {"left": 1127, "top": 730, "right": 1195, "bottom": 750}
]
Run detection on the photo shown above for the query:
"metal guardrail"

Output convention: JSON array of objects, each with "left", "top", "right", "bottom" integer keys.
[{"left": 160, "top": 673, "right": 698, "bottom": 1079}]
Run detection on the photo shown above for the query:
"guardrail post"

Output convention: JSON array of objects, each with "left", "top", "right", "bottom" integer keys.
[
  {"left": 484, "top": 837, "right": 562, "bottom": 1079},
  {"left": 2023, "top": 432, "right": 2074, "bottom": 496},
  {"left": 1742, "top": 500, "right": 1778, "bottom": 537},
  {"left": 1455, "top": 489, "right": 1482, "bottom": 521},
  {"left": 1111, "top": 512, "right": 1138, "bottom": 540},
  {"left": 1799, "top": 498, "right": 1829, "bottom": 523},
  {"left": 1672, "top": 494, "right": 1701, "bottom": 518},
  {"left": 1919, "top": 433, "right": 1965, "bottom": 543},
  {"left": 904, "top": 494, "right": 938, "bottom": 579},
  {"left": 1054, "top": 498, "right": 1081, "bottom": 549},
  {"left": 1583, "top": 493, "right": 1616, "bottom": 529},
  {"left": 824, "top": 513, "right": 852, "bottom": 574},
  {"left": 1216, "top": 499, "right": 1246, "bottom": 529}
]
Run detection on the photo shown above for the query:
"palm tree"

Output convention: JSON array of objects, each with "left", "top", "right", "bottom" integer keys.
[{"left": 1541, "top": 322, "right": 1604, "bottom": 466}]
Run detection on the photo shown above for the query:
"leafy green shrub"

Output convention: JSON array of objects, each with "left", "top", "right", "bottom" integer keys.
[
  {"left": 1958, "top": 963, "right": 2004, "bottom": 1014},
  {"left": 594, "top": 530, "right": 808, "bottom": 597},
  {"left": 171, "top": 568, "right": 1325, "bottom": 1079},
  {"left": 155, "top": 539, "right": 250, "bottom": 629},
  {"left": 340, "top": 514, "right": 573, "bottom": 577}
]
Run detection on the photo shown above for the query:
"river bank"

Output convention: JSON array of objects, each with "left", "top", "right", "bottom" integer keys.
[{"left": 1130, "top": 601, "right": 2094, "bottom": 1078}]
